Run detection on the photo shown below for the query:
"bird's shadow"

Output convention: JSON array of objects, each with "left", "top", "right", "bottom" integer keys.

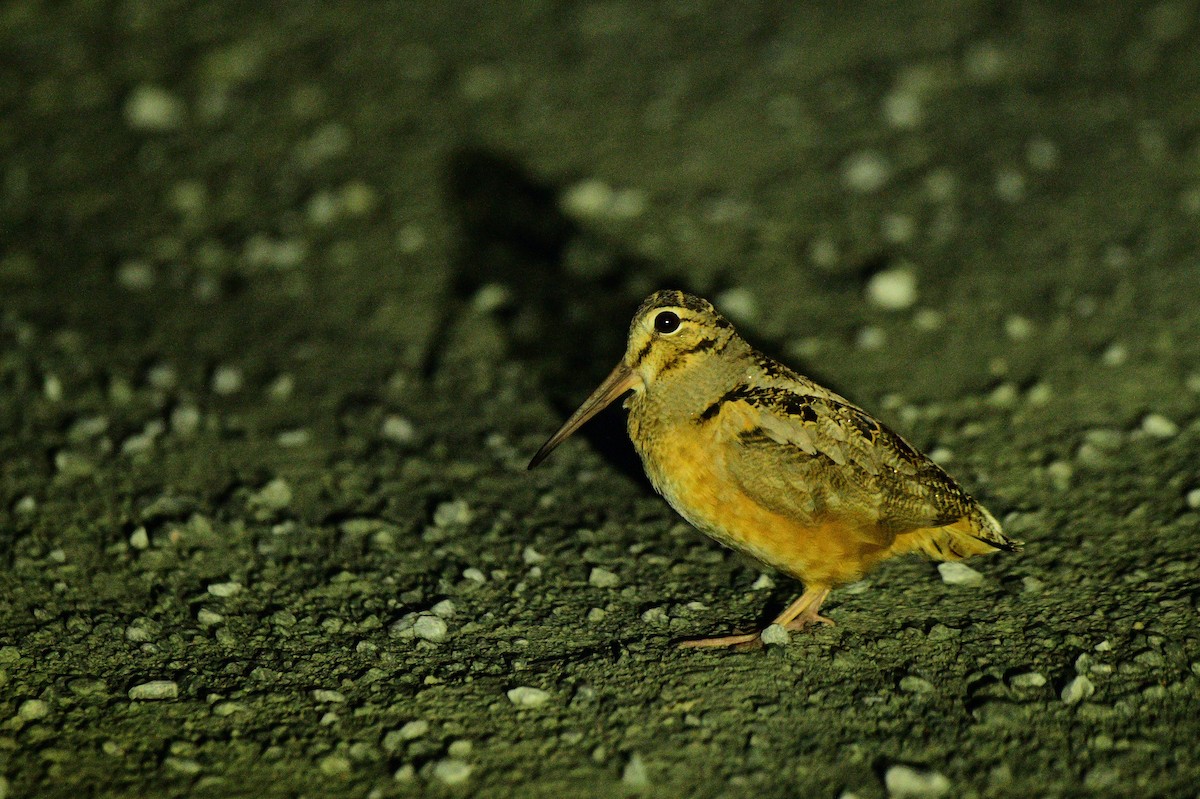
[{"left": 431, "top": 146, "right": 852, "bottom": 483}]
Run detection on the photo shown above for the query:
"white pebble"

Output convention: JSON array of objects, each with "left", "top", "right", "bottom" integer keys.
[
  {"left": 433, "top": 499, "right": 472, "bottom": 528},
  {"left": 759, "top": 624, "right": 789, "bottom": 646},
  {"left": 507, "top": 686, "right": 551, "bottom": 707},
  {"left": 211, "top": 365, "right": 244, "bottom": 395},
  {"left": 1061, "top": 675, "right": 1095, "bottom": 705},
  {"left": 129, "top": 527, "right": 150, "bottom": 550},
  {"left": 413, "top": 615, "right": 449, "bottom": 642},
  {"left": 312, "top": 689, "right": 345, "bottom": 703},
  {"left": 462, "top": 567, "right": 487, "bottom": 583},
  {"left": 560, "top": 179, "right": 646, "bottom": 221},
  {"left": 117, "top": 260, "right": 155, "bottom": 290},
  {"left": 885, "top": 765, "right": 951, "bottom": 798},
  {"left": 751, "top": 573, "right": 775, "bottom": 590},
  {"left": 866, "top": 267, "right": 918, "bottom": 310},
  {"left": 18, "top": 699, "right": 49, "bottom": 721},
  {"left": 1101, "top": 343, "right": 1127, "bottom": 366},
  {"left": 622, "top": 753, "right": 650, "bottom": 790},
  {"left": 856, "top": 326, "right": 886, "bottom": 350},
  {"left": 842, "top": 150, "right": 892, "bottom": 193},
  {"left": 994, "top": 168, "right": 1026, "bottom": 202},
  {"left": 588, "top": 567, "right": 620, "bottom": 588},
  {"left": 431, "top": 599, "right": 457, "bottom": 618},
  {"left": 883, "top": 90, "right": 922, "bottom": 129},
  {"left": 124, "top": 85, "right": 185, "bottom": 132},
  {"left": 938, "top": 562, "right": 983, "bottom": 586},
  {"left": 522, "top": 546, "right": 545, "bottom": 564},
  {"left": 1010, "top": 672, "right": 1047, "bottom": 688},
  {"left": 1141, "top": 414, "right": 1178, "bottom": 438},
  {"left": 381, "top": 416, "right": 416, "bottom": 445},
  {"left": 1004, "top": 315, "right": 1034, "bottom": 340},
  {"left": 432, "top": 759, "right": 473, "bottom": 786},
  {"left": 128, "top": 680, "right": 179, "bottom": 701},
  {"left": 251, "top": 479, "right": 293, "bottom": 512},
  {"left": 207, "top": 581, "right": 242, "bottom": 598},
  {"left": 170, "top": 405, "right": 201, "bottom": 437},
  {"left": 1186, "top": 488, "right": 1200, "bottom": 509},
  {"left": 399, "top": 719, "right": 429, "bottom": 740}
]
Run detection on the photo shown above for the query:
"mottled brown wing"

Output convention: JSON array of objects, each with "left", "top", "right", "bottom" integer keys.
[{"left": 713, "top": 387, "right": 973, "bottom": 543}]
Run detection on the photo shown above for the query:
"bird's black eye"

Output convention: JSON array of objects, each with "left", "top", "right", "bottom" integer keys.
[{"left": 654, "top": 311, "right": 681, "bottom": 334}]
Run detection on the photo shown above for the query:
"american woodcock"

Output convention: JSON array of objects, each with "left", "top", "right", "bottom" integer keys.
[{"left": 529, "top": 290, "right": 1021, "bottom": 649}]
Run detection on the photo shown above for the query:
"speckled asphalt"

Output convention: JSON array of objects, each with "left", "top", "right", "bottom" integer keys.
[{"left": 2, "top": 2, "right": 1198, "bottom": 797}]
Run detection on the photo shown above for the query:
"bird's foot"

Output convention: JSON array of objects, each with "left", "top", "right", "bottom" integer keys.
[{"left": 784, "top": 612, "right": 835, "bottom": 631}]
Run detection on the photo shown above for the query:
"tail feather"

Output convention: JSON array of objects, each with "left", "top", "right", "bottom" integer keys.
[{"left": 892, "top": 506, "right": 1023, "bottom": 562}]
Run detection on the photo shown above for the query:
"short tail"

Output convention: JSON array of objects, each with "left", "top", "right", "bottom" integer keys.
[{"left": 892, "top": 505, "right": 1023, "bottom": 562}]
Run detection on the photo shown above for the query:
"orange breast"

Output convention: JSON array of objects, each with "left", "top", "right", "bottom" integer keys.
[{"left": 640, "top": 424, "right": 892, "bottom": 587}]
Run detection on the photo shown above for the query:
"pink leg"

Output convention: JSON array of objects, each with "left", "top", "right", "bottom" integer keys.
[{"left": 678, "top": 585, "right": 833, "bottom": 650}]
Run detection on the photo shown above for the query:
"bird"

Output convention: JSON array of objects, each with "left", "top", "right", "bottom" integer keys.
[{"left": 528, "top": 290, "right": 1021, "bottom": 649}]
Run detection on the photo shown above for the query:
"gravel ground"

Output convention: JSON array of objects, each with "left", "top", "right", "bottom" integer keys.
[{"left": 2, "top": 2, "right": 1199, "bottom": 797}]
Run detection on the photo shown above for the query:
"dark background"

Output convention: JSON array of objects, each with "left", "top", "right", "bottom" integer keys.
[{"left": 1, "top": 2, "right": 1198, "bottom": 797}]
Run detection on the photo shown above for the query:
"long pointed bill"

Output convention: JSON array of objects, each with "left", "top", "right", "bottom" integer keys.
[{"left": 527, "top": 361, "right": 639, "bottom": 469}]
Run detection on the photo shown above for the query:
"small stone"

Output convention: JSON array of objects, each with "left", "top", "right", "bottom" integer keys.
[
  {"left": 431, "top": 599, "right": 456, "bottom": 618},
  {"left": 252, "top": 479, "right": 293, "bottom": 511},
  {"left": 507, "top": 686, "right": 551, "bottom": 707},
  {"left": 898, "top": 676, "right": 935, "bottom": 693},
  {"left": 170, "top": 405, "right": 201, "bottom": 437},
  {"left": 522, "top": 546, "right": 545, "bottom": 564},
  {"left": 116, "top": 260, "right": 155, "bottom": 291},
  {"left": 994, "top": 168, "right": 1026, "bottom": 203},
  {"left": 622, "top": 753, "right": 650, "bottom": 790},
  {"left": 1185, "top": 488, "right": 1200, "bottom": 509},
  {"left": 560, "top": 179, "right": 646, "bottom": 221},
  {"left": 1101, "top": 343, "right": 1127, "bottom": 366},
  {"left": 129, "top": 527, "right": 150, "bottom": 550},
  {"left": 207, "top": 581, "right": 242, "bottom": 598},
  {"left": 1141, "top": 414, "right": 1178, "bottom": 438},
  {"left": 13, "top": 496, "right": 36, "bottom": 514},
  {"left": 128, "top": 680, "right": 179, "bottom": 701},
  {"left": 842, "top": 150, "right": 891, "bottom": 193},
  {"left": 759, "top": 624, "right": 789, "bottom": 646},
  {"left": 393, "top": 764, "right": 416, "bottom": 782},
  {"left": 885, "top": 765, "right": 951, "bottom": 798},
  {"left": 433, "top": 499, "right": 472, "bottom": 528},
  {"left": 856, "top": 326, "right": 886, "bottom": 350},
  {"left": 588, "top": 567, "right": 620, "bottom": 588},
  {"left": 866, "top": 267, "right": 918, "bottom": 310},
  {"left": 1004, "top": 315, "right": 1034, "bottom": 340},
  {"left": 1046, "top": 460, "right": 1073, "bottom": 491},
  {"left": 1010, "top": 672, "right": 1047, "bottom": 688},
  {"left": 381, "top": 416, "right": 416, "bottom": 445},
  {"left": 125, "top": 85, "right": 185, "bottom": 132},
  {"left": 640, "top": 607, "right": 669, "bottom": 626},
  {"left": 432, "top": 759, "right": 473, "bottom": 786},
  {"left": 447, "top": 740, "right": 472, "bottom": 757},
  {"left": 751, "top": 573, "right": 775, "bottom": 590},
  {"left": 586, "top": 607, "right": 607, "bottom": 623},
  {"left": 938, "top": 562, "right": 983, "bottom": 586},
  {"left": 164, "top": 757, "right": 202, "bottom": 775},
  {"left": 197, "top": 609, "right": 223, "bottom": 626},
  {"left": 319, "top": 754, "right": 351, "bottom": 777},
  {"left": 18, "top": 699, "right": 49, "bottom": 721},
  {"left": 398, "top": 719, "right": 429, "bottom": 740},
  {"left": 1061, "top": 675, "right": 1095, "bottom": 705},
  {"left": 211, "top": 365, "right": 243, "bottom": 395},
  {"left": 413, "top": 615, "right": 449, "bottom": 642},
  {"left": 276, "top": 429, "right": 310, "bottom": 447},
  {"left": 312, "top": 689, "right": 346, "bottom": 703},
  {"left": 462, "top": 567, "right": 487, "bottom": 583}
]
